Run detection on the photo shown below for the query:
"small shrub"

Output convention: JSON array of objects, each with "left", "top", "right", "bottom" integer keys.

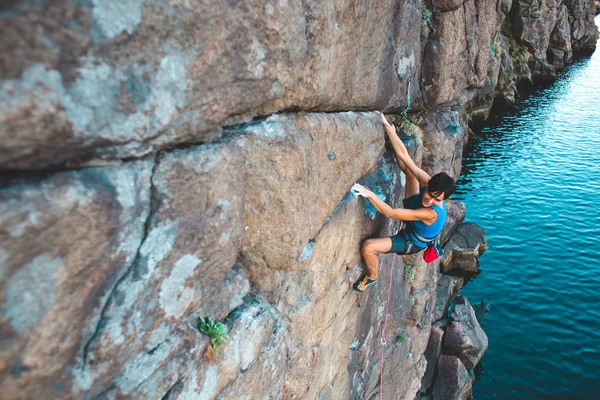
[
  {"left": 396, "top": 333, "right": 407, "bottom": 345},
  {"left": 421, "top": 6, "right": 431, "bottom": 27},
  {"left": 198, "top": 316, "right": 229, "bottom": 350},
  {"left": 403, "top": 263, "right": 416, "bottom": 283},
  {"left": 397, "top": 115, "right": 424, "bottom": 141}
]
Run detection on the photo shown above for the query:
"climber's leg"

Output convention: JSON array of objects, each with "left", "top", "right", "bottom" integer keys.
[
  {"left": 360, "top": 237, "right": 392, "bottom": 281},
  {"left": 354, "top": 238, "right": 391, "bottom": 292}
]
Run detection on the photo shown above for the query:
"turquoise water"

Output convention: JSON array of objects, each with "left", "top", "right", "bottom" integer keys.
[{"left": 453, "top": 28, "right": 600, "bottom": 399}]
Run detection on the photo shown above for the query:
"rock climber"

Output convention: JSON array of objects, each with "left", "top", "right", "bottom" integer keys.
[{"left": 350, "top": 111, "right": 455, "bottom": 292}]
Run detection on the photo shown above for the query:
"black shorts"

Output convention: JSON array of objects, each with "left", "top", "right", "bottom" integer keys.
[{"left": 387, "top": 231, "right": 423, "bottom": 255}]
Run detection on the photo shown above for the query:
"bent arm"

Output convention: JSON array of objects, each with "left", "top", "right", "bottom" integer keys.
[
  {"left": 364, "top": 190, "right": 437, "bottom": 221},
  {"left": 377, "top": 112, "right": 431, "bottom": 186}
]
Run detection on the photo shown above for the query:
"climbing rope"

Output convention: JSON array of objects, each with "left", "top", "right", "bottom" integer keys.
[{"left": 379, "top": 253, "right": 396, "bottom": 398}]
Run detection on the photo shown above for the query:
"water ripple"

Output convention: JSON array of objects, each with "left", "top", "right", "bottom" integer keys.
[{"left": 457, "top": 18, "right": 600, "bottom": 400}]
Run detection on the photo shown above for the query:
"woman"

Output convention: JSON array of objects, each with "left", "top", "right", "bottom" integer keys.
[{"left": 351, "top": 112, "right": 455, "bottom": 292}]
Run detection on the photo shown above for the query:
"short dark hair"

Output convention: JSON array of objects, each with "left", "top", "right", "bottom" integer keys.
[{"left": 427, "top": 172, "right": 455, "bottom": 199}]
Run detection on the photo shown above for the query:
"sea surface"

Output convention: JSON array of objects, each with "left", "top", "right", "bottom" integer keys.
[{"left": 453, "top": 22, "right": 600, "bottom": 399}]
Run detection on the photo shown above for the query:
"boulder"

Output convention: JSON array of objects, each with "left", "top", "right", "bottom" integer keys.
[
  {"left": 440, "top": 222, "right": 488, "bottom": 274},
  {"left": 432, "top": 355, "right": 473, "bottom": 400},
  {"left": 439, "top": 202, "right": 467, "bottom": 246},
  {"left": 433, "top": 274, "right": 464, "bottom": 322},
  {"left": 444, "top": 296, "right": 488, "bottom": 370},
  {"left": 420, "top": 324, "right": 445, "bottom": 393}
]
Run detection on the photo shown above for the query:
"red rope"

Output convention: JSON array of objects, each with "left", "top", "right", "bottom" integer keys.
[{"left": 379, "top": 253, "right": 396, "bottom": 398}]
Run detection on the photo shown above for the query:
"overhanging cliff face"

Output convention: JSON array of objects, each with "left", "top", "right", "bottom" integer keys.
[{"left": 0, "top": 1, "right": 597, "bottom": 399}]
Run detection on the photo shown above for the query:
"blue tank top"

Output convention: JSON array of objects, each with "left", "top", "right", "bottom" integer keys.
[{"left": 407, "top": 188, "right": 447, "bottom": 248}]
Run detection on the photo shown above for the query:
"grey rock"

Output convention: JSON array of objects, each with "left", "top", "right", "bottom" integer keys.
[
  {"left": 529, "top": 57, "right": 557, "bottom": 81},
  {"left": 403, "top": 254, "right": 438, "bottom": 328},
  {"left": 170, "top": 296, "right": 288, "bottom": 400},
  {"left": 213, "top": 300, "right": 290, "bottom": 400},
  {"left": 433, "top": 274, "right": 464, "bottom": 322},
  {"left": 0, "top": 1, "right": 423, "bottom": 170},
  {"left": 444, "top": 296, "right": 488, "bottom": 370},
  {"left": 494, "top": 34, "right": 519, "bottom": 104},
  {"left": 190, "top": 265, "right": 251, "bottom": 323},
  {"left": 472, "top": 300, "right": 492, "bottom": 324},
  {"left": 512, "top": 0, "right": 559, "bottom": 60},
  {"left": 422, "top": 0, "right": 508, "bottom": 107},
  {"left": 0, "top": 159, "right": 153, "bottom": 399},
  {"left": 550, "top": 5, "right": 574, "bottom": 66},
  {"left": 440, "top": 222, "right": 488, "bottom": 274},
  {"left": 420, "top": 110, "right": 469, "bottom": 180},
  {"left": 421, "top": 324, "right": 445, "bottom": 393},
  {"left": 73, "top": 143, "right": 248, "bottom": 398},
  {"left": 432, "top": 355, "right": 473, "bottom": 400},
  {"left": 433, "top": 0, "right": 468, "bottom": 13},
  {"left": 547, "top": 48, "right": 566, "bottom": 70},
  {"left": 439, "top": 202, "right": 467, "bottom": 246},
  {"left": 565, "top": 0, "right": 599, "bottom": 52},
  {"left": 237, "top": 112, "right": 384, "bottom": 274}
]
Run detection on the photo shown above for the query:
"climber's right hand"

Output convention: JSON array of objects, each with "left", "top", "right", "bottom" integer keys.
[{"left": 351, "top": 183, "right": 372, "bottom": 198}]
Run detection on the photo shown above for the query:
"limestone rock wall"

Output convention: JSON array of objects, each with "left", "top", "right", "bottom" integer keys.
[{"left": 0, "top": 1, "right": 597, "bottom": 399}]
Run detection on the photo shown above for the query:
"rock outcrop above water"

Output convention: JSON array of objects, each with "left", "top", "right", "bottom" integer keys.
[
  {"left": 433, "top": 355, "right": 474, "bottom": 400},
  {"left": 0, "top": 0, "right": 596, "bottom": 399},
  {"left": 441, "top": 222, "right": 489, "bottom": 274},
  {"left": 444, "top": 297, "right": 489, "bottom": 370}
]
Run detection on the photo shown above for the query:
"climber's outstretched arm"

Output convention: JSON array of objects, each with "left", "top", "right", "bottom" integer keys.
[
  {"left": 351, "top": 183, "right": 436, "bottom": 222},
  {"left": 376, "top": 111, "right": 431, "bottom": 186}
]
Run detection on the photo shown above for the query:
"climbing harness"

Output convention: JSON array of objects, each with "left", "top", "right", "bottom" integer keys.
[
  {"left": 379, "top": 253, "right": 396, "bottom": 397},
  {"left": 405, "top": 221, "right": 444, "bottom": 262}
]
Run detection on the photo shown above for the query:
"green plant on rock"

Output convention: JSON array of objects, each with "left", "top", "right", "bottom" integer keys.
[
  {"left": 403, "top": 263, "right": 416, "bottom": 283},
  {"left": 397, "top": 114, "right": 424, "bottom": 141},
  {"left": 421, "top": 6, "right": 431, "bottom": 28},
  {"left": 198, "top": 316, "right": 229, "bottom": 350},
  {"left": 396, "top": 333, "right": 407, "bottom": 345}
]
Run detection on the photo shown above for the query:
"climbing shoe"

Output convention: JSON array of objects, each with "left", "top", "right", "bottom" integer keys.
[{"left": 353, "top": 276, "right": 378, "bottom": 292}]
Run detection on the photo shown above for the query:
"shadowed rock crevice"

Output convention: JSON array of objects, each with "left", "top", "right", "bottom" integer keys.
[
  {"left": 159, "top": 377, "right": 185, "bottom": 400},
  {"left": 80, "top": 154, "right": 159, "bottom": 368}
]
